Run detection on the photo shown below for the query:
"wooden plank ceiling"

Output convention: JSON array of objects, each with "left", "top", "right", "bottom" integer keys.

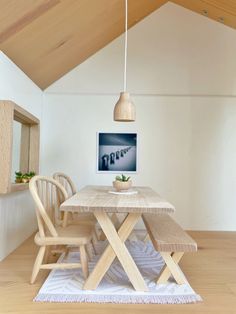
[
  {"left": 172, "top": 0, "right": 236, "bottom": 29},
  {"left": 0, "top": 0, "right": 236, "bottom": 90},
  {"left": 0, "top": 0, "right": 168, "bottom": 89}
]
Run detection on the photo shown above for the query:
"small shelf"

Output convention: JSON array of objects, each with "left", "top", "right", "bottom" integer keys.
[{"left": 10, "top": 183, "right": 29, "bottom": 193}]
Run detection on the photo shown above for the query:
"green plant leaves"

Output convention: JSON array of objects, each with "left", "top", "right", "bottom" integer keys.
[
  {"left": 14, "top": 171, "right": 36, "bottom": 183},
  {"left": 115, "top": 174, "right": 131, "bottom": 182},
  {"left": 15, "top": 171, "right": 22, "bottom": 178}
]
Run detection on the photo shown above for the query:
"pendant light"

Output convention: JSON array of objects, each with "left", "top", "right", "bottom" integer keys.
[{"left": 113, "top": 0, "right": 135, "bottom": 122}]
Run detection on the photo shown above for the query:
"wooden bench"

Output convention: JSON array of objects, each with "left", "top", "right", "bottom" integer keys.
[{"left": 142, "top": 213, "right": 197, "bottom": 285}]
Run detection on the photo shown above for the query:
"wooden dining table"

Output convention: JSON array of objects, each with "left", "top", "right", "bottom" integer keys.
[{"left": 60, "top": 185, "right": 175, "bottom": 292}]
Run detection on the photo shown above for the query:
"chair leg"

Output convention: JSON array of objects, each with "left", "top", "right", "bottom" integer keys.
[
  {"left": 62, "top": 211, "right": 69, "bottom": 227},
  {"left": 80, "top": 245, "right": 89, "bottom": 279},
  {"left": 92, "top": 231, "right": 98, "bottom": 244},
  {"left": 43, "top": 246, "right": 51, "bottom": 264},
  {"left": 94, "top": 226, "right": 100, "bottom": 240},
  {"left": 85, "top": 244, "right": 93, "bottom": 261},
  {"left": 99, "top": 229, "right": 106, "bottom": 241},
  {"left": 64, "top": 246, "right": 70, "bottom": 260},
  {"left": 51, "top": 245, "right": 66, "bottom": 256},
  {"left": 91, "top": 238, "right": 98, "bottom": 255},
  {"left": 31, "top": 246, "right": 46, "bottom": 284}
]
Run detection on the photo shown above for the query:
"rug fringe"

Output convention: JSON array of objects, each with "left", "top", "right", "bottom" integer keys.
[{"left": 34, "top": 293, "right": 202, "bottom": 304}]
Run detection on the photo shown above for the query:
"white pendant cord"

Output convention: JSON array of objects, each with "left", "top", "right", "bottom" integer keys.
[{"left": 123, "top": 0, "right": 128, "bottom": 92}]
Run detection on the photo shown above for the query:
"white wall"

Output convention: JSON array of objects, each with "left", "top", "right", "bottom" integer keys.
[
  {"left": 42, "top": 95, "right": 192, "bottom": 228},
  {"left": 0, "top": 52, "right": 42, "bottom": 261},
  {"left": 190, "top": 98, "right": 236, "bottom": 230},
  {"left": 44, "top": 2, "right": 236, "bottom": 231}
]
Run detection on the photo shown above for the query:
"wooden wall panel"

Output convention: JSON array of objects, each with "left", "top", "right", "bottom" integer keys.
[{"left": 0, "top": 102, "right": 14, "bottom": 194}]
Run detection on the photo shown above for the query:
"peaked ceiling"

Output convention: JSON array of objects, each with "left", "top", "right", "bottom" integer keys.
[
  {"left": 0, "top": 0, "right": 235, "bottom": 90},
  {"left": 0, "top": 0, "right": 167, "bottom": 89}
]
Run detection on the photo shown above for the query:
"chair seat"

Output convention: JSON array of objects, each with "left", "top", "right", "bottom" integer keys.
[{"left": 35, "top": 224, "right": 93, "bottom": 246}]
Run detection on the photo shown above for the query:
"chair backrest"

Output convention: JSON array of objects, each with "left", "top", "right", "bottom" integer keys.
[
  {"left": 53, "top": 172, "right": 77, "bottom": 198},
  {"left": 29, "top": 176, "right": 68, "bottom": 237}
]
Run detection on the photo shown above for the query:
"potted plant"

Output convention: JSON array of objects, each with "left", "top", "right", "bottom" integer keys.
[
  {"left": 15, "top": 171, "right": 36, "bottom": 183},
  {"left": 28, "top": 171, "right": 36, "bottom": 179},
  {"left": 22, "top": 173, "right": 30, "bottom": 183},
  {"left": 15, "top": 171, "right": 23, "bottom": 183},
  {"left": 22, "top": 171, "right": 36, "bottom": 183},
  {"left": 113, "top": 174, "right": 132, "bottom": 191}
]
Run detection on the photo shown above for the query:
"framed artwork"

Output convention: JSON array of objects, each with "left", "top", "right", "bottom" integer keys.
[{"left": 97, "top": 132, "right": 137, "bottom": 173}]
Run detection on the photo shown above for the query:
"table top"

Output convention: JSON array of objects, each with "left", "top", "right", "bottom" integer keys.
[{"left": 60, "top": 185, "right": 175, "bottom": 214}]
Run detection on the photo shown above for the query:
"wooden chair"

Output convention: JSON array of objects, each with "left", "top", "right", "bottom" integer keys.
[
  {"left": 142, "top": 213, "right": 197, "bottom": 285},
  {"left": 53, "top": 172, "right": 97, "bottom": 227},
  {"left": 53, "top": 172, "right": 99, "bottom": 243},
  {"left": 53, "top": 172, "right": 119, "bottom": 242},
  {"left": 29, "top": 175, "right": 93, "bottom": 284}
]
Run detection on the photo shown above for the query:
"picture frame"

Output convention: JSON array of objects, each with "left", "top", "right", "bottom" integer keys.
[{"left": 97, "top": 132, "right": 138, "bottom": 173}]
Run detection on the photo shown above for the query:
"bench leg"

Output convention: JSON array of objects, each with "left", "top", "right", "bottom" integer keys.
[{"left": 157, "top": 252, "right": 186, "bottom": 285}]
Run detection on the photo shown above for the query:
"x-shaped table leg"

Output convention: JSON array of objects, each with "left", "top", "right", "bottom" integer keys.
[
  {"left": 99, "top": 213, "right": 121, "bottom": 240},
  {"left": 83, "top": 210, "right": 148, "bottom": 291}
]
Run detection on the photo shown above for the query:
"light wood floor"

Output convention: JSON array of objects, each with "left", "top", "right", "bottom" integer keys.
[{"left": 0, "top": 231, "right": 236, "bottom": 314}]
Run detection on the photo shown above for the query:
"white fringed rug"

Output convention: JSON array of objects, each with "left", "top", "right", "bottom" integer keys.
[{"left": 34, "top": 240, "right": 202, "bottom": 304}]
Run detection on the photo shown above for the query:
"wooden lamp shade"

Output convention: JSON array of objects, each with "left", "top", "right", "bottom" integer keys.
[{"left": 113, "top": 92, "right": 135, "bottom": 122}]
